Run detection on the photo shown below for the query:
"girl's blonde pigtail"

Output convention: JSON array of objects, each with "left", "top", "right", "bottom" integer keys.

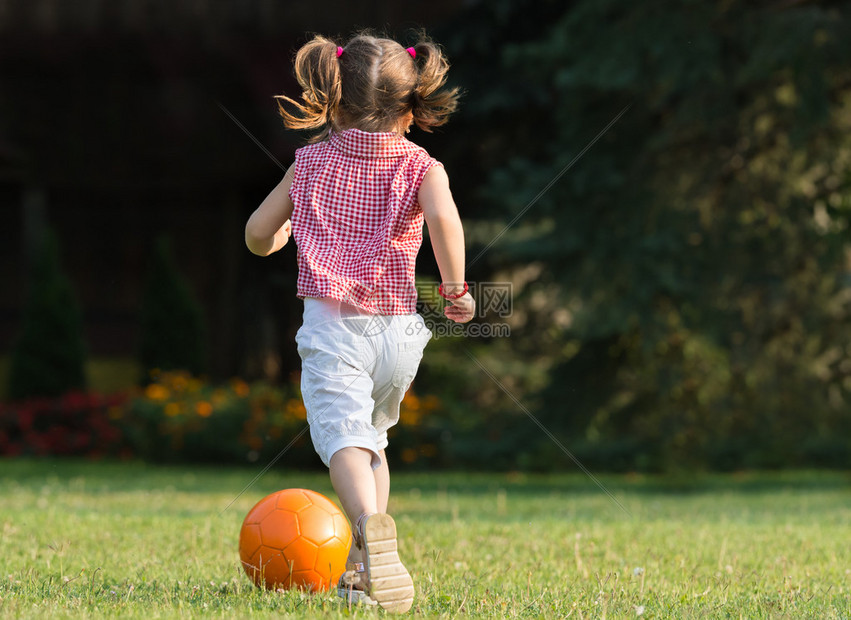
[
  {"left": 276, "top": 36, "right": 343, "bottom": 141},
  {"left": 410, "top": 38, "right": 460, "bottom": 132}
]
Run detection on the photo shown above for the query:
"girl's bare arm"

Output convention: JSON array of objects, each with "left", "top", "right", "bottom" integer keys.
[
  {"left": 245, "top": 164, "right": 296, "bottom": 256},
  {"left": 419, "top": 166, "right": 475, "bottom": 323}
]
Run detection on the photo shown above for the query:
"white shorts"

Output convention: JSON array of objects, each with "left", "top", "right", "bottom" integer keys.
[{"left": 295, "top": 298, "right": 432, "bottom": 469}]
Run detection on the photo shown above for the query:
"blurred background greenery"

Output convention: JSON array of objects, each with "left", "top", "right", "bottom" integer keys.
[{"left": 1, "top": 0, "right": 850, "bottom": 472}]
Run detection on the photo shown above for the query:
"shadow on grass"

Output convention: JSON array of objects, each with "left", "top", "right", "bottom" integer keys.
[{"left": 2, "top": 458, "right": 849, "bottom": 497}]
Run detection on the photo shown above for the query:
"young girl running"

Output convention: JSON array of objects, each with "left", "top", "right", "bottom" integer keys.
[{"left": 244, "top": 32, "right": 474, "bottom": 613}]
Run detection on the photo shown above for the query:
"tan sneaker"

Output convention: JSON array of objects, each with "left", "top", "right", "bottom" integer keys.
[{"left": 359, "top": 513, "right": 414, "bottom": 613}]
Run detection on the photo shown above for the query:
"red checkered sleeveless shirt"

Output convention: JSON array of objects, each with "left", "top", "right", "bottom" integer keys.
[{"left": 289, "top": 128, "right": 442, "bottom": 314}]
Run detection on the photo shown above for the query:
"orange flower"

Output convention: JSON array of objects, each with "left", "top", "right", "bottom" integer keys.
[
  {"left": 211, "top": 388, "right": 227, "bottom": 406},
  {"left": 164, "top": 402, "right": 181, "bottom": 417},
  {"left": 195, "top": 401, "right": 213, "bottom": 417},
  {"left": 145, "top": 384, "right": 170, "bottom": 401},
  {"left": 231, "top": 378, "right": 250, "bottom": 397},
  {"left": 403, "top": 391, "right": 421, "bottom": 410},
  {"left": 107, "top": 406, "right": 124, "bottom": 420},
  {"left": 170, "top": 372, "right": 190, "bottom": 392},
  {"left": 423, "top": 394, "right": 442, "bottom": 411},
  {"left": 401, "top": 391, "right": 422, "bottom": 424},
  {"left": 285, "top": 399, "right": 307, "bottom": 421}
]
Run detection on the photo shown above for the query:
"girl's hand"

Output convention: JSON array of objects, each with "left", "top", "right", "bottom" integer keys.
[
  {"left": 444, "top": 292, "right": 475, "bottom": 324},
  {"left": 271, "top": 219, "right": 292, "bottom": 250}
]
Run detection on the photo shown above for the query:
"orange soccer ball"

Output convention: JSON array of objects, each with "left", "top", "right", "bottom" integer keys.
[{"left": 239, "top": 488, "right": 351, "bottom": 591}]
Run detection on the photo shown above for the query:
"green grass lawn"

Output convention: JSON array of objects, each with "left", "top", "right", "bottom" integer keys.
[{"left": 0, "top": 460, "right": 849, "bottom": 618}]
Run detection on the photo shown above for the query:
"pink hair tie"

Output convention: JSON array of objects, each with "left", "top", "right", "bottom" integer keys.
[
  {"left": 406, "top": 47, "right": 416, "bottom": 59},
  {"left": 336, "top": 46, "right": 343, "bottom": 58}
]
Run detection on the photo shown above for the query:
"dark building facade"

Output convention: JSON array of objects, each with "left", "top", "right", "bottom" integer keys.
[{"left": 0, "top": 0, "right": 463, "bottom": 383}]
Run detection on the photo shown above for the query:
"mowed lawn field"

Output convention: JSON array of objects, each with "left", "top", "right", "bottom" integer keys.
[{"left": 0, "top": 460, "right": 849, "bottom": 618}]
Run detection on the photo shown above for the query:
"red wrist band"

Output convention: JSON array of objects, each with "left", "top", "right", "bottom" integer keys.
[{"left": 438, "top": 281, "right": 468, "bottom": 300}]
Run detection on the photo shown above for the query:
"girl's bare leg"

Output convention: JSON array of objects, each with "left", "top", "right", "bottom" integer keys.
[
  {"left": 332, "top": 447, "right": 411, "bottom": 611},
  {"left": 374, "top": 449, "right": 390, "bottom": 514},
  {"left": 330, "top": 447, "right": 378, "bottom": 519},
  {"left": 330, "top": 447, "right": 379, "bottom": 564},
  {"left": 330, "top": 447, "right": 392, "bottom": 564}
]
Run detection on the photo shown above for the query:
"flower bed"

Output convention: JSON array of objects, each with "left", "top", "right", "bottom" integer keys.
[
  {"left": 118, "top": 370, "right": 310, "bottom": 464},
  {"left": 0, "top": 391, "right": 128, "bottom": 458},
  {"left": 1, "top": 369, "right": 446, "bottom": 467}
]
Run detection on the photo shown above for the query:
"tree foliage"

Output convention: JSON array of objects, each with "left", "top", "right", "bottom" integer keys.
[
  {"left": 438, "top": 0, "right": 851, "bottom": 470},
  {"left": 7, "top": 230, "right": 87, "bottom": 400}
]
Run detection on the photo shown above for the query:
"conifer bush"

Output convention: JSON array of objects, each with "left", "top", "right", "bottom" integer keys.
[
  {"left": 7, "top": 230, "right": 87, "bottom": 400},
  {"left": 137, "top": 234, "right": 207, "bottom": 380}
]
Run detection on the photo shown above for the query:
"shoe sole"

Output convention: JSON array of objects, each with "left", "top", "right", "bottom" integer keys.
[{"left": 362, "top": 514, "right": 414, "bottom": 613}]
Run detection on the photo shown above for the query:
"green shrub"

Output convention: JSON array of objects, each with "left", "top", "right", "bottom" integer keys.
[
  {"left": 7, "top": 230, "right": 87, "bottom": 400},
  {"left": 137, "top": 235, "right": 206, "bottom": 379}
]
